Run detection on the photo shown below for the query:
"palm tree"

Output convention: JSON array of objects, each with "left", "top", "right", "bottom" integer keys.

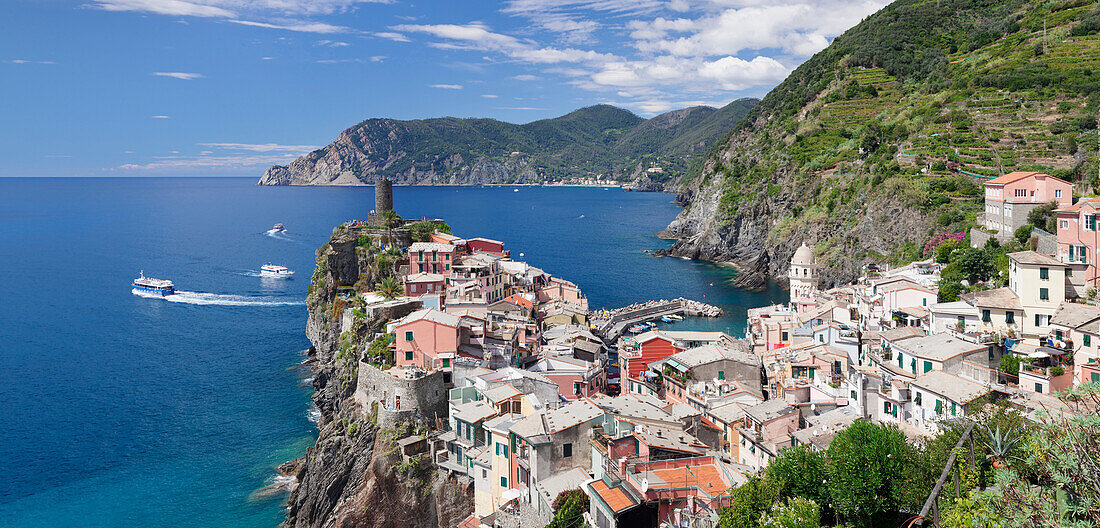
[
  {"left": 380, "top": 210, "right": 403, "bottom": 249},
  {"left": 376, "top": 276, "right": 402, "bottom": 300}
]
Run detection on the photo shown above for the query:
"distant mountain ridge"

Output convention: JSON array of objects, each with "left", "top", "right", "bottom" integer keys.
[{"left": 258, "top": 100, "right": 757, "bottom": 188}]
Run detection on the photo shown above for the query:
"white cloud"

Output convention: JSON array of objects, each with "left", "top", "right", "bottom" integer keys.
[
  {"left": 315, "top": 58, "right": 361, "bottom": 63},
  {"left": 153, "top": 71, "right": 204, "bottom": 80},
  {"left": 394, "top": 23, "right": 617, "bottom": 65},
  {"left": 261, "top": 56, "right": 275, "bottom": 60},
  {"left": 228, "top": 19, "right": 349, "bottom": 33},
  {"left": 369, "top": 55, "right": 386, "bottom": 62},
  {"left": 316, "top": 39, "right": 350, "bottom": 47},
  {"left": 481, "top": 94, "right": 499, "bottom": 98},
  {"left": 430, "top": 84, "right": 464, "bottom": 90},
  {"left": 152, "top": 115, "right": 172, "bottom": 119},
  {"left": 198, "top": 142, "right": 320, "bottom": 152},
  {"left": 373, "top": 31, "right": 410, "bottom": 42},
  {"left": 9, "top": 59, "right": 56, "bottom": 64},
  {"left": 91, "top": 0, "right": 234, "bottom": 18},
  {"left": 512, "top": 74, "right": 541, "bottom": 81}
]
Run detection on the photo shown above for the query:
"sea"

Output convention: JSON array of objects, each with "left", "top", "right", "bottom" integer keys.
[{"left": 0, "top": 177, "right": 786, "bottom": 527}]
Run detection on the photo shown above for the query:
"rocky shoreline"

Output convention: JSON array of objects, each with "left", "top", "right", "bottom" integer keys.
[
  {"left": 590, "top": 297, "right": 724, "bottom": 323},
  {"left": 272, "top": 223, "right": 473, "bottom": 528}
]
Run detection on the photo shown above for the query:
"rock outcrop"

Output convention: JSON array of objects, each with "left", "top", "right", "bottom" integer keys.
[{"left": 284, "top": 222, "right": 473, "bottom": 528}]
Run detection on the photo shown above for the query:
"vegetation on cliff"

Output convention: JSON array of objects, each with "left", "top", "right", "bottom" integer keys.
[
  {"left": 259, "top": 100, "right": 756, "bottom": 187},
  {"left": 669, "top": 0, "right": 1100, "bottom": 287},
  {"left": 716, "top": 388, "right": 1100, "bottom": 528}
]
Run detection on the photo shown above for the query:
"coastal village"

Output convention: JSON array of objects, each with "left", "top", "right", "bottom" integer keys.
[{"left": 318, "top": 173, "right": 1100, "bottom": 528}]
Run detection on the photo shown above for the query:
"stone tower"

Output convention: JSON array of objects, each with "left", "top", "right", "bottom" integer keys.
[
  {"left": 375, "top": 178, "right": 393, "bottom": 216},
  {"left": 789, "top": 243, "right": 819, "bottom": 301}
]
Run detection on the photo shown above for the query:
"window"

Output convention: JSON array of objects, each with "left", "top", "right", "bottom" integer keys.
[
  {"left": 781, "top": 331, "right": 789, "bottom": 341},
  {"left": 418, "top": 251, "right": 424, "bottom": 261},
  {"left": 1056, "top": 330, "right": 1063, "bottom": 340},
  {"left": 1056, "top": 189, "right": 1063, "bottom": 199},
  {"left": 1040, "top": 267, "right": 1049, "bottom": 280},
  {"left": 982, "top": 310, "right": 991, "bottom": 322},
  {"left": 1040, "top": 288, "right": 1049, "bottom": 301},
  {"left": 500, "top": 477, "right": 508, "bottom": 488},
  {"left": 1006, "top": 311, "right": 1015, "bottom": 324},
  {"left": 718, "top": 371, "right": 725, "bottom": 380},
  {"left": 482, "top": 470, "right": 487, "bottom": 478},
  {"left": 922, "top": 298, "right": 927, "bottom": 306},
  {"left": 1085, "top": 335, "right": 1092, "bottom": 347},
  {"left": 1035, "top": 383, "right": 1043, "bottom": 393},
  {"left": 957, "top": 315, "right": 965, "bottom": 327},
  {"left": 915, "top": 392, "right": 922, "bottom": 406},
  {"left": 405, "top": 351, "right": 413, "bottom": 361},
  {"left": 1060, "top": 219, "right": 1069, "bottom": 229},
  {"left": 935, "top": 399, "right": 943, "bottom": 414},
  {"left": 562, "top": 443, "right": 572, "bottom": 458},
  {"left": 883, "top": 401, "right": 891, "bottom": 414},
  {"left": 910, "top": 359, "right": 916, "bottom": 374},
  {"left": 442, "top": 358, "right": 450, "bottom": 368},
  {"left": 1086, "top": 215, "right": 1096, "bottom": 231},
  {"left": 951, "top": 402, "right": 957, "bottom": 416},
  {"left": 573, "top": 382, "right": 581, "bottom": 395},
  {"left": 924, "top": 361, "right": 933, "bottom": 373},
  {"left": 1092, "top": 372, "right": 1100, "bottom": 383},
  {"left": 405, "top": 331, "right": 414, "bottom": 341}
]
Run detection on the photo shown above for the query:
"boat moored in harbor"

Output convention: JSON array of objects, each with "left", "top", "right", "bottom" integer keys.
[{"left": 132, "top": 272, "right": 175, "bottom": 296}]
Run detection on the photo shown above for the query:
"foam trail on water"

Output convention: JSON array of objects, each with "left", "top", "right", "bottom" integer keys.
[
  {"left": 134, "top": 289, "right": 304, "bottom": 306},
  {"left": 265, "top": 229, "right": 293, "bottom": 241}
]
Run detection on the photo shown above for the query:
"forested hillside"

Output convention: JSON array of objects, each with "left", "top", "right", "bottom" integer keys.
[
  {"left": 259, "top": 99, "right": 756, "bottom": 187},
  {"left": 661, "top": 0, "right": 1100, "bottom": 289}
]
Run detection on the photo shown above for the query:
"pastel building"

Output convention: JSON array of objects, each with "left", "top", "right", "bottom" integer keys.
[
  {"left": 394, "top": 309, "right": 461, "bottom": 373},
  {"left": 1048, "top": 302, "right": 1100, "bottom": 387},
  {"left": 983, "top": 171, "right": 1072, "bottom": 237},
  {"left": 408, "top": 242, "right": 458, "bottom": 276},
  {"left": 1055, "top": 197, "right": 1100, "bottom": 287}
]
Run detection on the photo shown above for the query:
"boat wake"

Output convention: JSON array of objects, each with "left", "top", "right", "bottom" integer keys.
[
  {"left": 265, "top": 229, "right": 293, "bottom": 241},
  {"left": 133, "top": 289, "right": 304, "bottom": 306}
]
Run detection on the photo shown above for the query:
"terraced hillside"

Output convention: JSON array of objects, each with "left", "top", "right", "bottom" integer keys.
[{"left": 662, "top": 0, "right": 1100, "bottom": 289}]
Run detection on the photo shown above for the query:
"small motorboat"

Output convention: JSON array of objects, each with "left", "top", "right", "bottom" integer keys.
[
  {"left": 272, "top": 223, "right": 286, "bottom": 231},
  {"left": 261, "top": 264, "right": 294, "bottom": 277}
]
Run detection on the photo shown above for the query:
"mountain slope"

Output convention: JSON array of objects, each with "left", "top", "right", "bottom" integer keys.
[
  {"left": 660, "top": 0, "right": 1100, "bottom": 289},
  {"left": 258, "top": 100, "right": 757, "bottom": 187}
]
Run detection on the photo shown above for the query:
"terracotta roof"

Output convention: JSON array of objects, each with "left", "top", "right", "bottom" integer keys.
[
  {"left": 589, "top": 480, "right": 637, "bottom": 513},
  {"left": 896, "top": 333, "right": 987, "bottom": 362},
  {"left": 405, "top": 272, "right": 444, "bottom": 283},
  {"left": 1051, "top": 302, "right": 1100, "bottom": 329},
  {"left": 911, "top": 370, "right": 993, "bottom": 405},
  {"left": 986, "top": 171, "right": 1040, "bottom": 185},
  {"left": 648, "top": 464, "right": 731, "bottom": 495}
]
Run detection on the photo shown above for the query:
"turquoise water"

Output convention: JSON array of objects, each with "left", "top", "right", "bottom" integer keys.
[{"left": 0, "top": 178, "right": 785, "bottom": 527}]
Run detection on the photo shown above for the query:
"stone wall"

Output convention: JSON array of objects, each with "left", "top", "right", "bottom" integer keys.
[{"left": 355, "top": 363, "right": 450, "bottom": 424}]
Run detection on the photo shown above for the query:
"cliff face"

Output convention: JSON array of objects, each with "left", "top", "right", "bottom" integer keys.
[
  {"left": 659, "top": 0, "right": 1100, "bottom": 288},
  {"left": 286, "top": 224, "right": 473, "bottom": 528},
  {"left": 259, "top": 100, "right": 757, "bottom": 188}
]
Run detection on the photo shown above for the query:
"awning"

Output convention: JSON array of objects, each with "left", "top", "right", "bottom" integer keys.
[
  {"left": 501, "top": 488, "right": 521, "bottom": 503},
  {"left": 666, "top": 359, "right": 688, "bottom": 372}
]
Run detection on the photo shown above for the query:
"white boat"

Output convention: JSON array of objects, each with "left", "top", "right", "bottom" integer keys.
[
  {"left": 261, "top": 264, "right": 294, "bottom": 277},
  {"left": 133, "top": 271, "right": 175, "bottom": 296}
]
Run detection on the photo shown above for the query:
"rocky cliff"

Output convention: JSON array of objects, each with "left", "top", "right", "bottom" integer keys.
[
  {"left": 259, "top": 100, "right": 757, "bottom": 189},
  {"left": 284, "top": 223, "right": 473, "bottom": 528},
  {"left": 659, "top": 0, "right": 1100, "bottom": 289}
]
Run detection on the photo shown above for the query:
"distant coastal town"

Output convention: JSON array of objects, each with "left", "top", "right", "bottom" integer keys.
[{"left": 286, "top": 174, "right": 1100, "bottom": 528}]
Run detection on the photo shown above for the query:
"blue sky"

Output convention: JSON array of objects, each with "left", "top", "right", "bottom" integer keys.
[{"left": 1, "top": 0, "right": 887, "bottom": 177}]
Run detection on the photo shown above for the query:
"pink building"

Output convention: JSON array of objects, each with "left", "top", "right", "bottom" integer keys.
[
  {"left": 408, "top": 242, "right": 457, "bottom": 277},
  {"left": 404, "top": 272, "right": 445, "bottom": 297},
  {"left": 394, "top": 309, "right": 461, "bottom": 371},
  {"left": 1056, "top": 197, "right": 1100, "bottom": 286},
  {"left": 537, "top": 278, "right": 589, "bottom": 311},
  {"left": 984, "top": 171, "right": 1072, "bottom": 235}
]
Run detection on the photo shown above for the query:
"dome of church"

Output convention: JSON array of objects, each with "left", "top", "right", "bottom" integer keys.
[{"left": 792, "top": 243, "right": 816, "bottom": 266}]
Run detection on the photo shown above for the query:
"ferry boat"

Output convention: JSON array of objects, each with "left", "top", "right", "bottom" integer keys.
[
  {"left": 132, "top": 271, "right": 175, "bottom": 296},
  {"left": 273, "top": 223, "right": 285, "bottom": 231},
  {"left": 261, "top": 264, "right": 295, "bottom": 277}
]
